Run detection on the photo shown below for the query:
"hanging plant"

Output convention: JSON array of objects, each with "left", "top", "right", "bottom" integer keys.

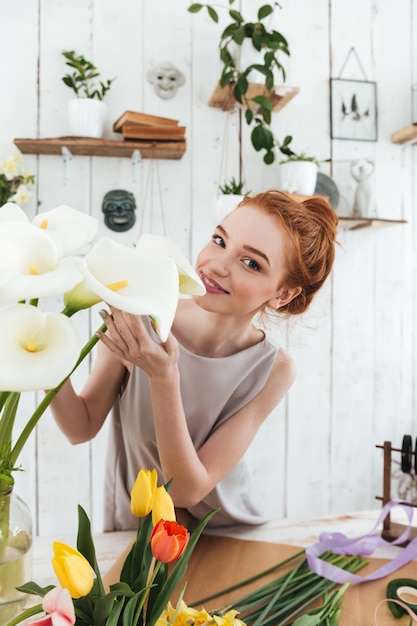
[{"left": 188, "top": 1, "right": 290, "bottom": 164}]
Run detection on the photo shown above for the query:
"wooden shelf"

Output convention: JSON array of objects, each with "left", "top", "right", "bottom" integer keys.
[
  {"left": 291, "top": 194, "right": 406, "bottom": 231},
  {"left": 391, "top": 125, "right": 417, "bottom": 144},
  {"left": 337, "top": 216, "right": 407, "bottom": 231},
  {"left": 13, "top": 137, "right": 186, "bottom": 160},
  {"left": 208, "top": 81, "right": 299, "bottom": 112}
]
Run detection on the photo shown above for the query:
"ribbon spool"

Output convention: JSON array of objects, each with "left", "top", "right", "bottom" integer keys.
[
  {"left": 401, "top": 435, "right": 413, "bottom": 473},
  {"left": 387, "top": 578, "right": 417, "bottom": 618}
]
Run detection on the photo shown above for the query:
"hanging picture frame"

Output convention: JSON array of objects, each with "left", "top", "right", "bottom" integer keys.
[{"left": 330, "top": 78, "right": 378, "bottom": 142}]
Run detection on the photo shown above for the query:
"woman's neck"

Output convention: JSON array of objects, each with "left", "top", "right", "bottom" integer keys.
[{"left": 173, "top": 300, "right": 264, "bottom": 358}]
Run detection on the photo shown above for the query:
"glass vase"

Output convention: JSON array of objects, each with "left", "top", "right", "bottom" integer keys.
[{"left": 0, "top": 488, "right": 33, "bottom": 623}]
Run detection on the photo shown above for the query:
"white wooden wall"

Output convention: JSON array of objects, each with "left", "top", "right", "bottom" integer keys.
[{"left": 1, "top": 0, "right": 416, "bottom": 536}]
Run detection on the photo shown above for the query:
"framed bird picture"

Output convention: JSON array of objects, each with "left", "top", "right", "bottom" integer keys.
[{"left": 330, "top": 78, "right": 378, "bottom": 141}]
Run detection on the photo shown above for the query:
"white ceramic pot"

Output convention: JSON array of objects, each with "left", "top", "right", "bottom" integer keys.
[
  {"left": 215, "top": 194, "right": 244, "bottom": 220},
  {"left": 68, "top": 98, "right": 107, "bottom": 138},
  {"left": 278, "top": 161, "right": 318, "bottom": 196}
]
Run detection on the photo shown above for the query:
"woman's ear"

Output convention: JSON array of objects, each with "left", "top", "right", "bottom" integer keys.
[{"left": 268, "top": 286, "right": 302, "bottom": 310}]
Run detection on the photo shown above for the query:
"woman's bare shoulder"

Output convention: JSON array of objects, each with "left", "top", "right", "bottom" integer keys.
[{"left": 270, "top": 346, "right": 297, "bottom": 388}]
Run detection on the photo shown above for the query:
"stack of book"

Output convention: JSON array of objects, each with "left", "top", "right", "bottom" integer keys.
[{"left": 113, "top": 110, "right": 186, "bottom": 142}]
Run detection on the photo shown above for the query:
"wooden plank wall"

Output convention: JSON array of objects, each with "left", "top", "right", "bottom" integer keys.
[{"left": 1, "top": 0, "right": 416, "bottom": 535}]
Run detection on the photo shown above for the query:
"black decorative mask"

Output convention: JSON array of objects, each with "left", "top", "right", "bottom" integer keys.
[{"left": 102, "top": 189, "right": 136, "bottom": 232}]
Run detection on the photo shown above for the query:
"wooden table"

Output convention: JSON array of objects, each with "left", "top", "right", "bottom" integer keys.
[{"left": 33, "top": 508, "right": 413, "bottom": 586}]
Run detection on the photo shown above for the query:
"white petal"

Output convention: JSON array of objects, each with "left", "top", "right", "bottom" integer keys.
[
  {"left": 0, "top": 304, "right": 83, "bottom": 392},
  {"left": 0, "top": 257, "right": 83, "bottom": 303},
  {"left": 136, "top": 234, "right": 206, "bottom": 295},
  {"left": 0, "top": 222, "right": 83, "bottom": 302},
  {"left": 81, "top": 237, "right": 179, "bottom": 341},
  {"left": 32, "top": 205, "right": 98, "bottom": 256},
  {"left": 0, "top": 202, "right": 29, "bottom": 224}
]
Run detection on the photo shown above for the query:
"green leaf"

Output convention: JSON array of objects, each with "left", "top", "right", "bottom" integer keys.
[
  {"left": 207, "top": 6, "right": 219, "bottom": 22},
  {"left": 122, "top": 592, "right": 144, "bottom": 626},
  {"left": 258, "top": 4, "right": 274, "bottom": 20},
  {"left": 105, "top": 598, "right": 126, "bottom": 626},
  {"left": 77, "top": 505, "right": 106, "bottom": 598},
  {"left": 229, "top": 9, "right": 243, "bottom": 23},
  {"left": 130, "top": 515, "right": 154, "bottom": 591},
  {"left": 234, "top": 75, "right": 248, "bottom": 103},
  {"left": 16, "top": 582, "right": 55, "bottom": 597},
  {"left": 251, "top": 124, "right": 274, "bottom": 152},
  {"left": 187, "top": 4, "right": 203, "bottom": 12},
  {"left": 264, "top": 150, "right": 275, "bottom": 164},
  {"left": 109, "top": 582, "right": 135, "bottom": 597},
  {"left": 232, "top": 26, "right": 246, "bottom": 45},
  {"left": 252, "top": 95, "right": 273, "bottom": 110},
  {"left": 245, "top": 108, "right": 254, "bottom": 124},
  {"left": 94, "top": 593, "right": 118, "bottom": 626}
]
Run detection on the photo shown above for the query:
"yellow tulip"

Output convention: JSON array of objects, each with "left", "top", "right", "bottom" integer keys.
[
  {"left": 152, "top": 485, "right": 176, "bottom": 525},
  {"left": 51, "top": 541, "right": 94, "bottom": 599},
  {"left": 130, "top": 468, "right": 158, "bottom": 517}
]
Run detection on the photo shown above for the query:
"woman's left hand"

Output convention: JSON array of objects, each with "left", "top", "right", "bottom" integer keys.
[{"left": 96, "top": 308, "right": 179, "bottom": 379}]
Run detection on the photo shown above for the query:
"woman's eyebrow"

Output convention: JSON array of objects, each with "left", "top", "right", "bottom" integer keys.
[
  {"left": 217, "top": 225, "right": 270, "bottom": 266},
  {"left": 243, "top": 245, "right": 270, "bottom": 266}
]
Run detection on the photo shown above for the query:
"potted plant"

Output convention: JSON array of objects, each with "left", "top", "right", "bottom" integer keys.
[
  {"left": 61, "top": 50, "right": 115, "bottom": 138},
  {"left": 216, "top": 176, "right": 250, "bottom": 219},
  {"left": 278, "top": 135, "right": 320, "bottom": 196},
  {"left": 188, "top": 1, "right": 290, "bottom": 164}
]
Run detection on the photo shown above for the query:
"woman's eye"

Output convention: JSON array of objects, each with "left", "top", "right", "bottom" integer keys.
[
  {"left": 243, "top": 258, "right": 261, "bottom": 271},
  {"left": 212, "top": 235, "right": 225, "bottom": 247}
]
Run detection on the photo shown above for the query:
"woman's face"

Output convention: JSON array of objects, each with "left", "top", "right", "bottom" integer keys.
[{"left": 194, "top": 203, "right": 293, "bottom": 316}]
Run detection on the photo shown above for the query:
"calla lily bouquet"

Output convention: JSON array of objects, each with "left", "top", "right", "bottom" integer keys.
[
  {"left": 6, "top": 468, "right": 231, "bottom": 626},
  {"left": 0, "top": 201, "right": 205, "bottom": 494},
  {"left": 0, "top": 152, "right": 35, "bottom": 207}
]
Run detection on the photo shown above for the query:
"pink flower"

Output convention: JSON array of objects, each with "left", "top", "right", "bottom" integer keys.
[{"left": 29, "top": 587, "right": 75, "bottom": 626}]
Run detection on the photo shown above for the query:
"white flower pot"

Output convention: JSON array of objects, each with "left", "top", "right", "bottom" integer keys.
[
  {"left": 216, "top": 194, "right": 244, "bottom": 220},
  {"left": 68, "top": 98, "right": 107, "bottom": 138},
  {"left": 278, "top": 161, "right": 318, "bottom": 196}
]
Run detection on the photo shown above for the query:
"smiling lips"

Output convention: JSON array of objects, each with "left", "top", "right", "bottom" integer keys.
[{"left": 200, "top": 272, "right": 229, "bottom": 294}]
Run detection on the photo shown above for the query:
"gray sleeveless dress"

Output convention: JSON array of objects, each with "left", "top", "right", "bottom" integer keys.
[{"left": 104, "top": 333, "right": 278, "bottom": 531}]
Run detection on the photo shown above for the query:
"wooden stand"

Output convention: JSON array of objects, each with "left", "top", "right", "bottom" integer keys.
[{"left": 375, "top": 440, "right": 417, "bottom": 544}]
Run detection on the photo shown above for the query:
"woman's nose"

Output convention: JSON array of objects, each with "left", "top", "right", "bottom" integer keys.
[{"left": 208, "top": 253, "right": 231, "bottom": 277}]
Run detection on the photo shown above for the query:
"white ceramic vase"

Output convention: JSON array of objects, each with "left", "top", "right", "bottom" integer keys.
[
  {"left": 278, "top": 161, "right": 318, "bottom": 196},
  {"left": 68, "top": 98, "right": 107, "bottom": 138},
  {"left": 216, "top": 194, "right": 244, "bottom": 220}
]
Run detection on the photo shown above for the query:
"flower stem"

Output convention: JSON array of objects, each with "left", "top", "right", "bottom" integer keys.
[
  {"left": 191, "top": 548, "right": 306, "bottom": 606},
  {"left": 133, "top": 557, "right": 161, "bottom": 625},
  {"left": 4, "top": 603, "right": 43, "bottom": 626}
]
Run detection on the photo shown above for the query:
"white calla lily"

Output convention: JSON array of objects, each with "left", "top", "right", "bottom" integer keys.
[
  {"left": 0, "top": 222, "right": 83, "bottom": 303},
  {"left": 80, "top": 237, "right": 179, "bottom": 341},
  {"left": 0, "top": 304, "right": 83, "bottom": 392},
  {"left": 136, "top": 234, "right": 206, "bottom": 296},
  {"left": 32, "top": 205, "right": 98, "bottom": 256},
  {"left": 0, "top": 202, "right": 29, "bottom": 224}
]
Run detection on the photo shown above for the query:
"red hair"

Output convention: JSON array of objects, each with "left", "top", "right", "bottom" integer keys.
[{"left": 239, "top": 190, "right": 339, "bottom": 315}]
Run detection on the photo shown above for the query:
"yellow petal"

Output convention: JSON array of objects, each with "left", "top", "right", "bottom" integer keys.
[
  {"left": 51, "top": 541, "right": 94, "bottom": 599},
  {"left": 152, "top": 485, "right": 176, "bottom": 525},
  {"left": 130, "top": 468, "right": 158, "bottom": 517}
]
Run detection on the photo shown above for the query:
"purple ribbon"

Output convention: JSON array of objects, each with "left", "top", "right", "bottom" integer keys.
[{"left": 306, "top": 500, "right": 417, "bottom": 583}]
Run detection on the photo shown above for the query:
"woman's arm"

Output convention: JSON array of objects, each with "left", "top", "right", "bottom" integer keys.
[
  {"left": 98, "top": 308, "right": 296, "bottom": 507},
  {"left": 50, "top": 341, "right": 127, "bottom": 444}
]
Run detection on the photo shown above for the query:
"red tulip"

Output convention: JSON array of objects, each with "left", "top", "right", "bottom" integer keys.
[{"left": 150, "top": 519, "right": 190, "bottom": 563}]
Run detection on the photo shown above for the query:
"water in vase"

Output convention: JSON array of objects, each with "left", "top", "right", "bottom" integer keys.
[{"left": 0, "top": 537, "right": 32, "bottom": 625}]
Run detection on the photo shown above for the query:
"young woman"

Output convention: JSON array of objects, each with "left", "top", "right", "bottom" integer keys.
[{"left": 51, "top": 190, "right": 338, "bottom": 530}]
